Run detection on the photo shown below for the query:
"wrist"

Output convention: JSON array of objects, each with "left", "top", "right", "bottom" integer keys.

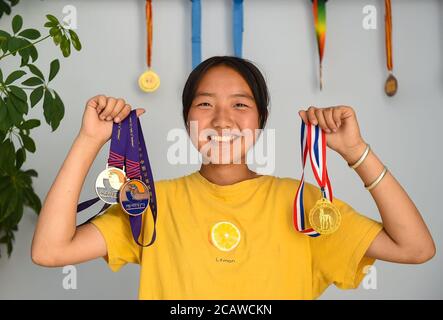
[
  {"left": 76, "top": 132, "right": 107, "bottom": 149},
  {"left": 340, "top": 139, "right": 367, "bottom": 165}
]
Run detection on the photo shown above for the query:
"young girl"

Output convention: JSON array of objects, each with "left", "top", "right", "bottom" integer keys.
[{"left": 31, "top": 56, "right": 435, "bottom": 299}]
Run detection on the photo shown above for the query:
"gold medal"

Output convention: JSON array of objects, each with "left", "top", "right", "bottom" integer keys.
[
  {"left": 138, "top": 69, "right": 160, "bottom": 92},
  {"left": 384, "top": 73, "right": 398, "bottom": 97},
  {"left": 309, "top": 197, "right": 341, "bottom": 235},
  {"left": 119, "top": 179, "right": 150, "bottom": 216}
]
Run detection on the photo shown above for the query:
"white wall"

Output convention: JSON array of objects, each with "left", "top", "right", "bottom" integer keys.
[{"left": 0, "top": 0, "right": 442, "bottom": 299}]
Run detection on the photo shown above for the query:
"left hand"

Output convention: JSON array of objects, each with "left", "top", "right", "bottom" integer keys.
[{"left": 298, "top": 105, "right": 366, "bottom": 163}]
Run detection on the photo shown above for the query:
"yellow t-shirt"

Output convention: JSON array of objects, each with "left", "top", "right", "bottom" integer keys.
[{"left": 90, "top": 171, "right": 383, "bottom": 300}]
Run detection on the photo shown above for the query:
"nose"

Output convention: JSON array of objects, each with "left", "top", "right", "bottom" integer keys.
[{"left": 211, "top": 105, "right": 234, "bottom": 130}]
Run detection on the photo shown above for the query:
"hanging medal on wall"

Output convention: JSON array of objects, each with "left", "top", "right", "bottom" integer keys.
[
  {"left": 191, "top": 0, "right": 244, "bottom": 69},
  {"left": 384, "top": 0, "right": 398, "bottom": 97},
  {"left": 312, "top": 0, "right": 327, "bottom": 90},
  {"left": 138, "top": 0, "right": 160, "bottom": 92},
  {"left": 293, "top": 121, "right": 341, "bottom": 236}
]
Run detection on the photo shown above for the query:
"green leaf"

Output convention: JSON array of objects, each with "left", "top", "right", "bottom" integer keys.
[
  {"left": 60, "top": 36, "right": 71, "bottom": 57},
  {"left": 5, "top": 97, "right": 23, "bottom": 126},
  {"left": 42, "top": 89, "right": 53, "bottom": 127},
  {"left": 5, "top": 70, "right": 25, "bottom": 85},
  {"left": 29, "top": 86, "right": 44, "bottom": 108},
  {"left": 0, "top": 68, "right": 3, "bottom": 82},
  {"left": 8, "top": 85, "right": 27, "bottom": 102},
  {"left": 9, "top": 93, "right": 28, "bottom": 115},
  {"left": 48, "top": 59, "right": 60, "bottom": 82},
  {"left": 20, "top": 134, "right": 35, "bottom": 153},
  {"left": 44, "top": 21, "right": 57, "bottom": 28},
  {"left": 52, "top": 32, "right": 62, "bottom": 46},
  {"left": 51, "top": 90, "right": 64, "bottom": 131},
  {"left": 20, "top": 119, "right": 40, "bottom": 130},
  {"left": 25, "top": 169, "right": 38, "bottom": 178},
  {"left": 12, "top": 15, "right": 23, "bottom": 34},
  {"left": 28, "top": 44, "right": 38, "bottom": 62},
  {"left": 69, "top": 29, "right": 81, "bottom": 51},
  {"left": 18, "top": 28, "right": 40, "bottom": 40},
  {"left": 15, "top": 147, "right": 26, "bottom": 169},
  {"left": 49, "top": 26, "right": 60, "bottom": 37},
  {"left": 0, "top": 138, "right": 15, "bottom": 174},
  {"left": 6, "top": 37, "right": 22, "bottom": 55},
  {"left": 46, "top": 14, "right": 59, "bottom": 25},
  {"left": 24, "top": 187, "right": 41, "bottom": 214},
  {"left": 21, "top": 77, "right": 43, "bottom": 86},
  {"left": 26, "top": 64, "right": 44, "bottom": 80}
]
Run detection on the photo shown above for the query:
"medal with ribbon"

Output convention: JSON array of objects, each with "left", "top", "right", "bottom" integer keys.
[
  {"left": 293, "top": 120, "right": 341, "bottom": 236},
  {"left": 123, "top": 111, "right": 157, "bottom": 247},
  {"left": 384, "top": 0, "right": 398, "bottom": 96},
  {"left": 191, "top": 0, "right": 244, "bottom": 69},
  {"left": 77, "top": 111, "right": 157, "bottom": 247},
  {"left": 139, "top": 0, "right": 161, "bottom": 92}
]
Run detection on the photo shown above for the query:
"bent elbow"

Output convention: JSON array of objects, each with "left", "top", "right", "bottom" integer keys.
[
  {"left": 31, "top": 245, "right": 58, "bottom": 267},
  {"left": 408, "top": 243, "right": 436, "bottom": 264}
]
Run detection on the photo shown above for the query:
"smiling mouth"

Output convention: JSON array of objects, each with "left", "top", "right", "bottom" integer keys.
[{"left": 208, "top": 135, "right": 241, "bottom": 143}]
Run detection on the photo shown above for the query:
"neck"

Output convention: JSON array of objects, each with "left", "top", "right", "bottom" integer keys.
[{"left": 199, "top": 164, "right": 260, "bottom": 186}]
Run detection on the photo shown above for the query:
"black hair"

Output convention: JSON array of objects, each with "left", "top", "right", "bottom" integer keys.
[{"left": 182, "top": 56, "right": 270, "bottom": 130}]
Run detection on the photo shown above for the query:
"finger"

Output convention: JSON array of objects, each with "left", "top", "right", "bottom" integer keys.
[
  {"left": 99, "top": 97, "right": 116, "bottom": 120},
  {"left": 107, "top": 98, "right": 126, "bottom": 120},
  {"left": 315, "top": 108, "right": 331, "bottom": 133},
  {"left": 307, "top": 106, "right": 318, "bottom": 125},
  {"left": 95, "top": 95, "right": 107, "bottom": 114},
  {"left": 324, "top": 108, "right": 338, "bottom": 132},
  {"left": 135, "top": 108, "right": 146, "bottom": 118},
  {"left": 114, "top": 104, "right": 131, "bottom": 123},
  {"left": 298, "top": 110, "right": 309, "bottom": 125},
  {"left": 332, "top": 107, "right": 342, "bottom": 128}
]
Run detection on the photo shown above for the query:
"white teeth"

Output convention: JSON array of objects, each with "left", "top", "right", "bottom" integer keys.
[{"left": 210, "top": 135, "right": 239, "bottom": 142}]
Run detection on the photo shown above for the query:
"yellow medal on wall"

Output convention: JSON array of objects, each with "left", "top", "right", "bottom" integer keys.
[{"left": 139, "top": 0, "right": 160, "bottom": 93}]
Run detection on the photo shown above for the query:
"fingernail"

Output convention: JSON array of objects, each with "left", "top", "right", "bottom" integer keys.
[
  {"left": 106, "top": 116, "right": 112, "bottom": 121},
  {"left": 100, "top": 115, "right": 105, "bottom": 120},
  {"left": 115, "top": 117, "right": 120, "bottom": 123},
  {"left": 326, "top": 129, "right": 331, "bottom": 133},
  {"left": 332, "top": 128, "right": 337, "bottom": 133}
]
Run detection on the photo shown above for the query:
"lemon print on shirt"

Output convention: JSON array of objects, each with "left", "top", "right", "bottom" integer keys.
[{"left": 210, "top": 221, "right": 241, "bottom": 252}]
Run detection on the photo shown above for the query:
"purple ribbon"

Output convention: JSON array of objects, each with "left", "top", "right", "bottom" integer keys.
[{"left": 126, "top": 111, "right": 157, "bottom": 247}]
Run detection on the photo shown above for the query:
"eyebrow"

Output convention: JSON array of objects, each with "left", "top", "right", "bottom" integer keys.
[{"left": 194, "top": 92, "right": 255, "bottom": 101}]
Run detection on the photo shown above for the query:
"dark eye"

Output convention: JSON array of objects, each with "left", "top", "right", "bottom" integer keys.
[
  {"left": 234, "top": 103, "right": 248, "bottom": 109},
  {"left": 197, "top": 102, "right": 211, "bottom": 107}
]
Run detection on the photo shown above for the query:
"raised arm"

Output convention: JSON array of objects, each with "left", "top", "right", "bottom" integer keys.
[
  {"left": 299, "top": 105, "right": 435, "bottom": 264},
  {"left": 31, "top": 95, "right": 145, "bottom": 267}
]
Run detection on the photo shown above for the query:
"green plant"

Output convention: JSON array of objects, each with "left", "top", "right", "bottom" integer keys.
[{"left": 0, "top": 10, "right": 82, "bottom": 257}]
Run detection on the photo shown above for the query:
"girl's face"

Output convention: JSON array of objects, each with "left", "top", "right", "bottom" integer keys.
[{"left": 187, "top": 65, "right": 260, "bottom": 164}]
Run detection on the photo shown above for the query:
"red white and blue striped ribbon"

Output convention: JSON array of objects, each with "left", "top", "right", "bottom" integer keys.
[{"left": 293, "top": 121, "right": 333, "bottom": 237}]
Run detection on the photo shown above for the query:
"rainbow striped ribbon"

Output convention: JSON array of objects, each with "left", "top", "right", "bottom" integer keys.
[
  {"left": 293, "top": 121, "right": 333, "bottom": 237},
  {"left": 313, "top": 0, "right": 327, "bottom": 90}
]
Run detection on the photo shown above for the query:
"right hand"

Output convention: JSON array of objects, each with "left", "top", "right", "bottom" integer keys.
[{"left": 79, "top": 95, "right": 146, "bottom": 145}]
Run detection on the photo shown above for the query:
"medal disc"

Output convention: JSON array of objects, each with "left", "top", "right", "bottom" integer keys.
[
  {"left": 138, "top": 69, "right": 160, "bottom": 92},
  {"left": 210, "top": 221, "right": 241, "bottom": 252},
  {"left": 309, "top": 198, "right": 341, "bottom": 235},
  {"left": 384, "top": 73, "right": 398, "bottom": 97},
  {"left": 95, "top": 167, "right": 127, "bottom": 204},
  {"left": 119, "top": 179, "right": 150, "bottom": 216}
]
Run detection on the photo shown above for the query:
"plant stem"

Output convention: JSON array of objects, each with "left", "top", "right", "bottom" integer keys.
[{"left": 0, "top": 35, "right": 51, "bottom": 61}]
